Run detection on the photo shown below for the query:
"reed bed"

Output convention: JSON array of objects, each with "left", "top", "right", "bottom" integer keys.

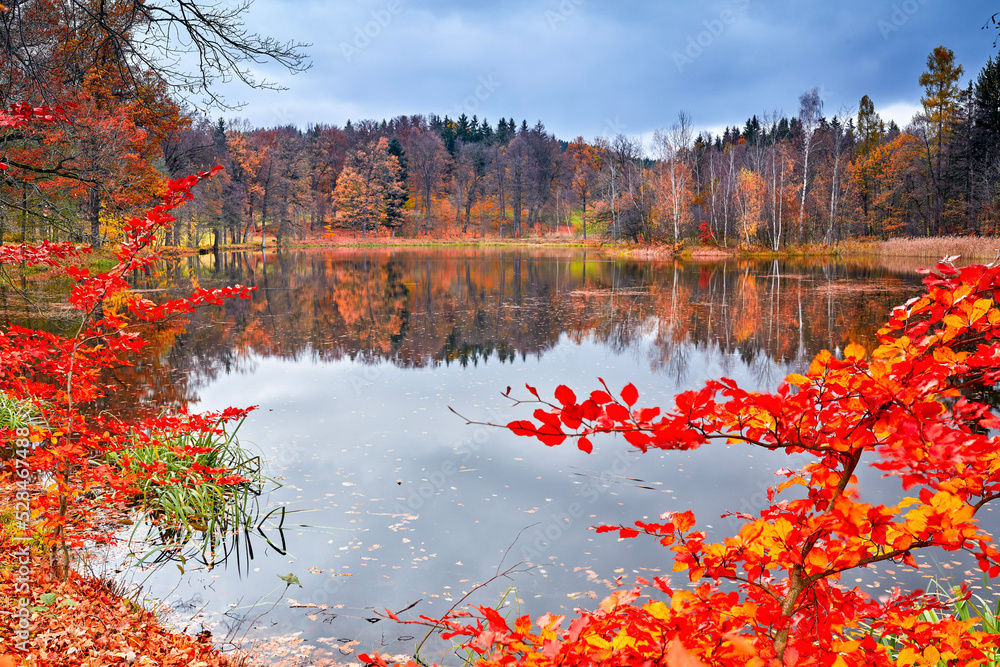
[{"left": 850, "top": 236, "right": 1000, "bottom": 262}]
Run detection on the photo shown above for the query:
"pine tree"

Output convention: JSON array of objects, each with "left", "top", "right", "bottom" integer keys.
[
  {"left": 857, "top": 95, "right": 884, "bottom": 156},
  {"left": 973, "top": 55, "right": 1000, "bottom": 169},
  {"left": 384, "top": 136, "right": 410, "bottom": 236}
]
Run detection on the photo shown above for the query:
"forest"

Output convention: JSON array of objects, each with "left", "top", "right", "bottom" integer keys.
[
  {"left": 6, "top": 3, "right": 1000, "bottom": 667},
  {"left": 2, "top": 33, "right": 998, "bottom": 250}
]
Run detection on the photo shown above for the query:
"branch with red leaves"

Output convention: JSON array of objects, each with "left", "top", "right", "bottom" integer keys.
[
  {"left": 436, "top": 258, "right": 1000, "bottom": 666},
  {"left": 1, "top": 106, "right": 257, "bottom": 577}
]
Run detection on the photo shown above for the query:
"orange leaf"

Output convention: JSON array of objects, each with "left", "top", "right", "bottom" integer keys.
[{"left": 666, "top": 641, "right": 709, "bottom": 667}]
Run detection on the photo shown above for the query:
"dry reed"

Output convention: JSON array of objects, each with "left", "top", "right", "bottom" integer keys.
[{"left": 865, "top": 236, "right": 1000, "bottom": 262}]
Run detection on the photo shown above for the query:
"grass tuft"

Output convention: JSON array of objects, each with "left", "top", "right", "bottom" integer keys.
[
  {"left": 109, "top": 417, "right": 278, "bottom": 568},
  {"left": 0, "top": 392, "right": 44, "bottom": 432}
]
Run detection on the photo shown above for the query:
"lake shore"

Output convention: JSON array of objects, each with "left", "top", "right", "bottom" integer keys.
[
  {"left": 156, "top": 233, "right": 1000, "bottom": 265},
  {"left": 0, "top": 483, "right": 237, "bottom": 666}
]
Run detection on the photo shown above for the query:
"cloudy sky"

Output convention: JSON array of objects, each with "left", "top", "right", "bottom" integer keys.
[{"left": 223, "top": 0, "right": 997, "bottom": 142}]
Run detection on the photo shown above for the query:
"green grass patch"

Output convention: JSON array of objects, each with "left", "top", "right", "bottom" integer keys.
[
  {"left": 869, "top": 578, "right": 1000, "bottom": 665},
  {"left": 109, "top": 417, "right": 282, "bottom": 568},
  {"left": 0, "top": 392, "right": 43, "bottom": 432}
]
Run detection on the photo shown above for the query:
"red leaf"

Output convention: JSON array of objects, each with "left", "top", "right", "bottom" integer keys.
[
  {"left": 623, "top": 430, "right": 652, "bottom": 451},
  {"left": 605, "top": 403, "right": 631, "bottom": 423},
  {"left": 525, "top": 383, "right": 540, "bottom": 398},
  {"left": 590, "top": 390, "right": 614, "bottom": 404},
  {"left": 673, "top": 511, "right": 696, "bottom": 532},
  {"left": 554, "top": 384, "right": 577, "bottom": 407},
  {"left": 621, "top": 383, "right": 639, "bottom": 407},
  {"left": 577, "top": 436, "right": 593, "bottom": 454},
  {"left": 507, "top": 420, "right": 538, "bottom": 437},
  {"left": 636, "top": 407, "right": 661, "bottom": 422}
]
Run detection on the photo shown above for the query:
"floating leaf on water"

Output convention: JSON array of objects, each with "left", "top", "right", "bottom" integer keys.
[{"left": 278, "top": 572, "right": 302, "bottom": 587}]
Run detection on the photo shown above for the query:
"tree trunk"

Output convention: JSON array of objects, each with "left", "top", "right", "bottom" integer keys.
[{"left": 89, "top": 188, "right": 102, "bottom": 248}]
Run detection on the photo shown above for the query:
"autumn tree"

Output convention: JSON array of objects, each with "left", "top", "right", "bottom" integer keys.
[
  {"left": 0, "top": 0, "right": 308, "bottom": 110},
  {"left": 654, "top": 112, "right": 695, "bottom": 242},
  {"left": 505, "top": 134, "right": 535, "bottom": 238},
  {"left": 333, "top": 137, "right": 403, "bottom": 238},
  {"left": 851, "top": 133, "right": 925, "bottom": 237},
  {"left": 919, "top": 46, "right": 964, "bottom": 234},
  {"left": 796, "top": 88, "right": 823, "bottom": 241},
  {"left": 305, "top": 123, "right": 349, "bottom": 235},
  {"left": 735, "top": 166, "right": 764, "bottom": 245},
  {"left": 454, "top": 140, "right": 488, "bottom": 234},
  {"left": 406, "top": 128, "right": 448, "bottom": 235},
  {"left": 568, "top": 137, "right": 599, "bottom": 240},
  {"left": 367, "top": 259, "right": 1000, "bottom": 667}
]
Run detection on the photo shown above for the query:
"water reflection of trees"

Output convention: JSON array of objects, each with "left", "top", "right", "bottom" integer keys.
[{"left": 91, "top": 249, "right": 924, "bottom": 413}]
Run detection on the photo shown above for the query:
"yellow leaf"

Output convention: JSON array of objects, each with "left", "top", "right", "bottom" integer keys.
[
  {"left": 924, "top": 646, "right": 940, "bottom": 664},
  {"left": 971, "top": 297, "right": 993, "bottom": 323},
  {"left": 645, "top": 600, "right": 672, "bottom": 621},
  {"left": 933, "top": 346, "right": 956, "bottom": 364},
  {"left": 611, "top": 633, "right": 635, "bottom": 651},
  {"left": 897, "top": 647, "right": 920, "bottom": 665},
  {"left": 943, "top": 313, "right": 966, "bottom": 330},
  {"left": 785, "top": 373, "right": 810, "bottom": 388},
  {"left": 671, "top": 590, "right": 694, "bottom": 611},
  {"left": 844, "top": 343, "right": 866, "bottom": 361}
]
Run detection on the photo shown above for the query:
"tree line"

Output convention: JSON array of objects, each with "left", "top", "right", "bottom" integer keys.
[{"left": 2, "top": 34, "right": 999, "bottom": 248}]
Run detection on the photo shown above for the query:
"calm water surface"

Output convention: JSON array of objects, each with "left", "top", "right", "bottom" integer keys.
[{"left": 73, "top": 248, "right": 992, "bottom": 663}]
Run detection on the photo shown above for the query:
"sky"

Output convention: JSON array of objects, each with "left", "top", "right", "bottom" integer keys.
[{"left": 219, "top": 0, "right": 998, "bottom": 143}]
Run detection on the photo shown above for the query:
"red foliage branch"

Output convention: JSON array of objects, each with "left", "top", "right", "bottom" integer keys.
[
  {"left": 0, "top": 104, "right": 257, "bottom": 572},
  {"left": 367, "top": 258, "right": 1000, "bottom": 666}
]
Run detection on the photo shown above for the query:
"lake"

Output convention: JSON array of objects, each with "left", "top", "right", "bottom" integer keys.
[{"left": 80, "top": 248, "right": 993, "bottom": 664}]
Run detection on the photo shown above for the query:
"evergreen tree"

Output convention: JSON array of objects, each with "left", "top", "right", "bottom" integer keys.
[
  {"left": 973, "top": 55, "right": 1000, "bottom": 169},
  {"left": 440, "top": 115, "right": 458, "bottom": 154},
  {"left": 776, "top": 117, "right": 792, "bottom": 141},
  {"left": 743, "top": 115, "right": 761, "bottom": 145},
  {"left": 384, "top": 136, "right": 410, "bottom": 236},
  {"left": 213, "top": 117, "right": 228, "bottom": 149},
  {"left": 857, "top": 95, "right": 884, "bottom": 155},
  {"left": 456, "top": 113, "right": 471, "bottom": 141},
  {"left": 479, "top": 117, "right": 495, "bottom": 144}
]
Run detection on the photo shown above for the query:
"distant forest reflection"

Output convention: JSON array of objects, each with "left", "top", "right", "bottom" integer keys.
[
  {"left": 1, "top": 248, "right": 927, "bottom": 416},
  {"left": 136, "top": 248, "right": 924, "bottom": 399}
]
